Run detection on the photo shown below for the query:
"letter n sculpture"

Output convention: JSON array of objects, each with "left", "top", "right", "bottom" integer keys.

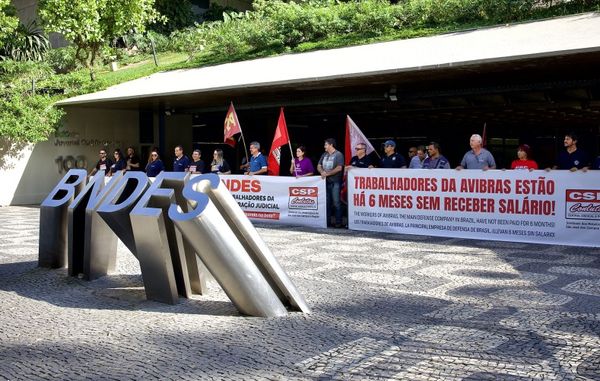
[{"left": 39, "top": 171, "right": 309, "bottom": 317}]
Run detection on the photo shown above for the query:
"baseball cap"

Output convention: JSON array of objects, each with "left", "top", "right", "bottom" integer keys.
[{"left": 384, "top": 140, "right": 396, "bottom": 147}]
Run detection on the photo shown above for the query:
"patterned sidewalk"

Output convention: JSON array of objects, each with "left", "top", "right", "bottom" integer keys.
[{"left": 0, "top": 206, "right": 599, "bottom": 380}]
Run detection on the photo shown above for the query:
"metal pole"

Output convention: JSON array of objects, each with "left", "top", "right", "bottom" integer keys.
[{"left": 149, "top": 34, "right": 158, "bottom": 67}]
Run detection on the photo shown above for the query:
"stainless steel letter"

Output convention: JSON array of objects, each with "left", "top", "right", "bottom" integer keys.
[
  {"left": 169, "top": 174, "right": 290, "bottom": 317},
  {"left": 39, "top": 169, "right": 87, "bottom": 268},
  {"left": 68, "top": 171, "right": 122, "bottom": 280},
  {"left": 130, "top": 172, "right": 195, "bottom": 304}
]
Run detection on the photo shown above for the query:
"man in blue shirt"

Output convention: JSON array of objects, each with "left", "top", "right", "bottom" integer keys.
[
  {"left": 457, "top": 134, "right": 496, "bottom": 170},
  {"left": 173, "top": 145, "right": 190, "bottom": 172},
  {"left": 554, "top": 133, "right": 589, "bottom": 171},
  {"left": 380, "top": 140, "right": 407, "bottom": 168},
  {"left": 423, "top": 142, "right": 450, "bottom": 169},
  {"left": 409, "top": 146, "right": 427, "bottom": 168},
  {"left": 245, "top": 141, "right": 268, "bottom": 175}
]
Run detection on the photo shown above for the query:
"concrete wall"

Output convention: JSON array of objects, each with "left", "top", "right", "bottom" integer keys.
[
  {"left": 0, "top": 107, "right": 138, "bottom": 206},
  {"left": 11, "top": 0, "right": 68, "bottom": 48}
]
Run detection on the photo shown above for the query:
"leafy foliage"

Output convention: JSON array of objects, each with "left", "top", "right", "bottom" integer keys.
[
  {"left": 169, "top": 0, "right": 600, "bottom": 64},
  {"left": 202, "top": 3, "right": 238, "bottom": 22},
  {"left": 38, "top": 0, "right": 163, "bottom": 80},
  {"left": 0, "top": 0, "right": 18, "bottom": 42},
  {"left": 0, "top": 61, "right": 64, "bottom": 142},
  {"left": 0, "top": 21, "right": 51, "bottom": 62},
  {"left": 151, "top": 0, "right": 195, "bottom": 33},
  {"left": 4, "top": 0, "right": 599, "bottom": 145}
]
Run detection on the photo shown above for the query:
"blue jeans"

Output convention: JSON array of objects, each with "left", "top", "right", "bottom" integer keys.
[{"left": 326, "top": 181, "right": 342, "bottom": 225}]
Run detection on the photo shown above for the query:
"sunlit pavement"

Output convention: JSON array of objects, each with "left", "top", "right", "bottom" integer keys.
[{"left": 1, "top": 206, "right": 599, "bottom": 380}]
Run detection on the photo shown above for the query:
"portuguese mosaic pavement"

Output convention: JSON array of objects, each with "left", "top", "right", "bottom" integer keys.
[{"left": 0, "top": 206, "right": 599, "bottom": 380}]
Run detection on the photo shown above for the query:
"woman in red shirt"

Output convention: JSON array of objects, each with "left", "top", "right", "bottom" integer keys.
[{"left": 511, "top": 144, "right": 539, "bottom": 170}]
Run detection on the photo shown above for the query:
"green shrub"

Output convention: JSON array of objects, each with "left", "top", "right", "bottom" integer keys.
[
  {"left": 202, "top": 3, "right": 238, "bottom": 22},
  {"left": 0, "top": 21, "right": 50, "bottom": 62},
  {"left": 152, "top": 0, "right": 195, "bottom": 34},
  {"left": 45, "top": 46, "right": 80, "bottom": 73},
  {"left": 146, "top": 31, "right": 171, "bottom": 53},
  {"left": 338, "top": 0, "right": 398, "bottom": 36},
  {"left": 0, "top": 60, "right": 63, "bottom": 142},
  {"left": 171, "top": 25, "right": 210, "bottom": 61}
]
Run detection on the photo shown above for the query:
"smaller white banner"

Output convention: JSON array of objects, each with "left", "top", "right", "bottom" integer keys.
[{"left": 219, "top": 175, "right": 327, "bottom": 228}]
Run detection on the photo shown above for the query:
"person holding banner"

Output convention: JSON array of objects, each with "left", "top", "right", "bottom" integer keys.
[
  {"left": 408, "top": 146, "right": 418, "bottom": 161},
  {"left": 318, "top": 138, "right": 344, "bottom": 228},
  {"left": 346, "top": 143, "right": 374, "bottom": 169},
  {"left": 457, "top": 134, "right": 496, "bottom": 170},
  {"left": 380, "top": 140, "right": 407, "bottom": 168},
  {"left": 187, "top": 149, "right": 205, "bottom": 174},
  {"left": 554, "top": 133, "right": 589, "bottom": 171},
  {"left": 423, "top": 142, "right": 450, "bottom": 169},
  {"left": 511, "top": 144, "right": 538, "bottom": 170},
  {"left": 246, "top": 141, "right": 268, "bottom": 175},
  {"left": 290, "top": 145, "right": 315, "bottom": 176},
  {"left": 409, "top": 146, "right": 427, "bottom": 169},
  {"left": 210, "top": 149, "right": 231, "bottom": 174}
]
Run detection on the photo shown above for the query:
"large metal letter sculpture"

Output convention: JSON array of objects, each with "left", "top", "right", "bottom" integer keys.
[
  {"left": 67, "top": 170, "right": 122, "bottom": 279},
  {"left": 128, "top": 172, "right": 198, "bottom": 304},
  {"left": 39, "top": 169, "right": 87, "bottom": 268},
  {"left": 170, "top": 174, "right": 310, "bottom": 315},
  {"left": 38, "top": 171, "right": 309, "bottom": 317}
]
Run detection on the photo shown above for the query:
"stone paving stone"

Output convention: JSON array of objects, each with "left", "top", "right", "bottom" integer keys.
[{"left": 0, "top": 206, "right": 599, "bottom": 380}]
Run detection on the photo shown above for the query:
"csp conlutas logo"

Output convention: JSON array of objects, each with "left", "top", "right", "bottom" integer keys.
[
  {"left": 288, "top": 187, "right": 318, "bottom": 210},
  {"left": 565, "top": 189, "right": 600, "bottom": 220}
]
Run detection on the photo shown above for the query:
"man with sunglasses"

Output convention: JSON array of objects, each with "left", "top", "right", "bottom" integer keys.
[
  {"left": 89, "top": 148, "right": 113, "bottom": 176},
  {"left": 346, "top": 143, "right": 374, "bottom": 169}
]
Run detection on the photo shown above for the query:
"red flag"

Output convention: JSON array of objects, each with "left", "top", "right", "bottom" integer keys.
[
  {"left": 342, "top": 115, "right": 375, "bottom": 204},
  {"left": 344, "top": 115, "right": 375, "bottom": 165},
  {"left": 267, "top": 108, "right": 290, "bottom": 176},
  {"left": 224, "top": 102, "right": 242, "bottom": 147}
]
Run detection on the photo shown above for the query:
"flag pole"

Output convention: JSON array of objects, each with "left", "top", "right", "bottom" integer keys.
[
  {"left": 288, "top": 140, "right": 298, "bottom": 177},
  {"left": 282, "top": 107, "right": 298, "bottom": 177},
  {"left": 240, "top": 130, "right": 249, "bottom": 168},
  {"left": 234, "top": 102, "right": 249, "bottom": 167}
]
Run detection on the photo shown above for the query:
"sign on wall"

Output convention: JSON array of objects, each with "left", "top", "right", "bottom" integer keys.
[
  {"left": 218, "top": 175, "right": 327, "bottom": 228},
  {"left": 347, "top": 168, "right": 600, "bottom": 247}
]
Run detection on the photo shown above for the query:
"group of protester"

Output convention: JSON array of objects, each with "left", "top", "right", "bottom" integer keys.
[
  {"left": 90, "top": 132, "right": 599, "bottom": 228},
  {"left": 89, "top": 146, "right": 233, "bottom": 177}
]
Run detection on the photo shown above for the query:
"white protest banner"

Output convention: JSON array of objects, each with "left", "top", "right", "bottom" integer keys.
[
  {"left": 219, "top": 175, "right": 326, "bottom": 228},
  {"left": 348, "top": 168, "right": 600, "bottom": 247}
]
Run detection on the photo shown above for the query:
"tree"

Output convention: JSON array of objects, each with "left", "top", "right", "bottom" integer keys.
[
  {"left": 0, "top": 0, "right": 19, "bottom": 43},
  {"left": 39, "top": 0, "right": 162, "bottom": 80},
  {"left": 0, "top": 61, "right": 64, "bottom": 143},
  {"left": 151, "top": 0, "right": 194, "bottom": 34}
]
